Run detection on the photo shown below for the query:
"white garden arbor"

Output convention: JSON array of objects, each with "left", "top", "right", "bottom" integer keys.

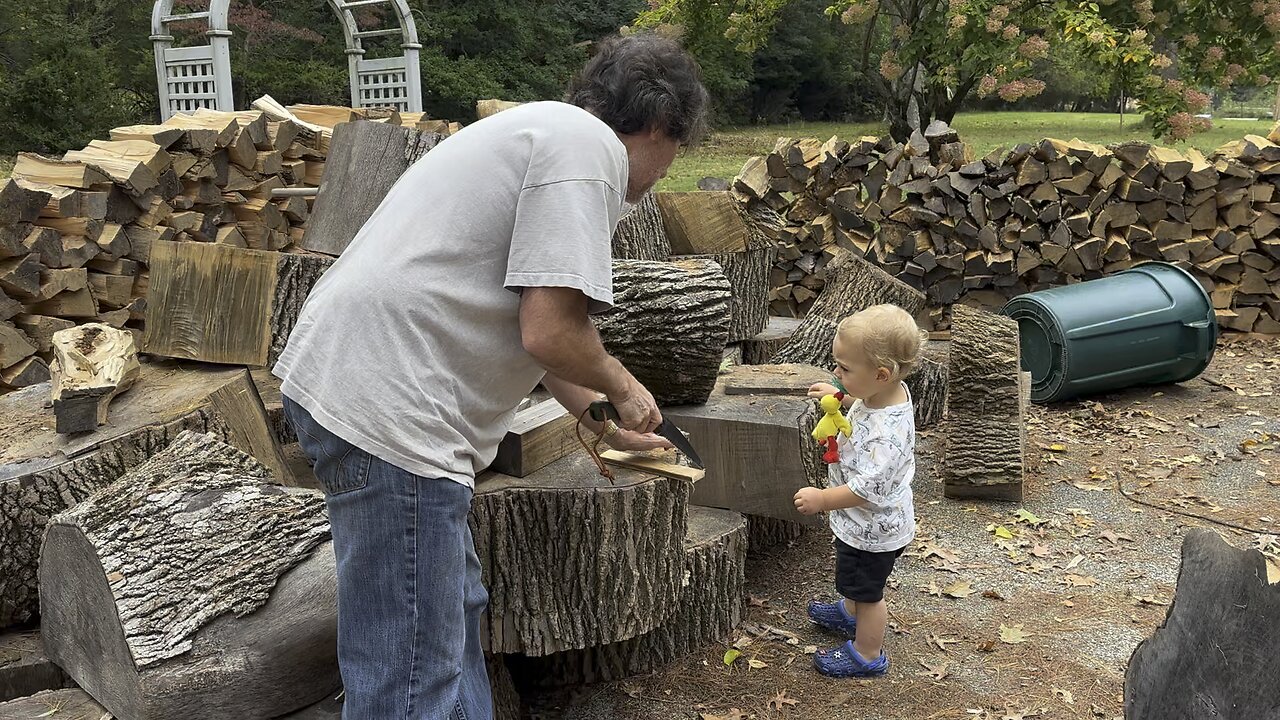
[{"left": 151, "top": 0, "right": 423, "bottom": 120}]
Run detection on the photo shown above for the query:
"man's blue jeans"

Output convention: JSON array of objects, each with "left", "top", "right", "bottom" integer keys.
[{"left": 285, "top": 396, "right": 493, "bottom": 719}]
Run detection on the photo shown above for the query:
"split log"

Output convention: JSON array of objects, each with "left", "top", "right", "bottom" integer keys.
[
  {"left": 742, "top": 316, "right": 801, "bottom": 365},
  {"left": 663, "top": 369, "right": 823, "bottom": 526},
  {"left": 40, "top": 432, "right": 337, "bottom": 720},
  {"left": 0, "top": 363, "right": 293, "bottom": 628},
  {"left": 771, "top": 250, "right": 927, "bottom": 368},
  {"left": 656, "top": 192, "right": 751, "bottom": 254},
  {"left": 300, "top": 121, "right": 442, "bottom": 256},
  {"left": 488, "top": 399, "right": 578, "bottom": 477},
  {"left": 476, "top": 99, "right": 524, "bottom": 119},
  {"left": 0, "top": 629, "right": 70, "bottom": 702},
  {"left": 49, "top": 323, "right": 141, "bottom": 434},
  {"left": 673, "top": 247, "right": 773, "bottom": 342},
  {"left": 1124, "top": 530, "right": 1280, "bottom": 720},
  {"left": 1, "top": 356, "right": 50, "bottom": 389},
  {"left": 471, "top": 451, "right": 690, "bottom": 655},
  {"left": 0, "top": 321, "right": 37, "bottom": 368},
  {"left": 510, "top": 506, "right": 746, "bottom": 686},
  {"left": 611, "top": 192, "right": 670, "bottom": 261},
  {"left": 594, "top": 259, "right": 731, "bottom": 406},
  {"left": 942, "top": 305, "right": 1025, "bottom": 501},
  {"left": 143, "top": 243, "right": 333, "bottom": 367}
]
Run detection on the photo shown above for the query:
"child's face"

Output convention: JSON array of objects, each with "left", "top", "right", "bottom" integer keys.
[{"left": 832, "top": 332, "right": 891, "bottom": 401}]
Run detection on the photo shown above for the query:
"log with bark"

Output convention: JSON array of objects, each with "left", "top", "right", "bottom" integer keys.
[
  {"left": 40, "top": 431, "right": 337, "bottom": 720},
  {"left": 904, "top": 339, "right": 949, "bottom": 429},
  {"left": 742, "top": 316, "right": 802, "bottom": 365},
  {"left": 510, "top": 506, "right": 746, "bottom": 686},
  {"left": 471, "top": 451, "right": 690, "bottom": 656},
  {"left": 746, "top": 515, "right": 807, "bottom": 554},
  {"left": 594, "top": 259, "right": 731, "bottom": 406},
  {"left": 942, "top": 305, "right": 1025, "bottom": 501},
  {"left": 1124, "top": 529, "right": 1280, "bottom": 719},
  {"left": 611, "top": 192, "right": 670, "bottom": 261},
  {"left": 672, "top": 247, "right": 774, "bottom": 343},
  {"left": 143, "top": 242, "right": 333, "bottom": 367},
  {"left": 49, "top": 323, "right": 140, "bottom": 434},
  {"left": 0, "top": 362, "right": 292, "bottom": 628}
]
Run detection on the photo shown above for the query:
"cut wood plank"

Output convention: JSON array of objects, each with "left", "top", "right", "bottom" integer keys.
[
  {"left": 943, "top": 305, "right": 1025, "bottom": 501},
  {"left": 488, "top": 399, "right": 578, "bottom": 477},
  {"left": 656, "top": 192, "right": 751, "bottom": 254},
  {"left": 0, "top": 689, "right": 106, "bottom": 717},
  {"left": 599, "top": 449, "right": 705, "bottom": 482},
  {"left": 27, "top": 287, "right": 98, "bottom": 318},
  {"left": 40, "top": 431, "right": 336, "bottom": 720},
  {"left": 473, "top": 451, "right": 689, "bottom": 655},
  {"left": 0, "top": 628, "right": 70, "bottom": 702},
  {"left": 0, "top": 362, "right": 293, "bottom": 628},
  {"left": 49, "top": 323, "right": 141, "bottom": 434},
  {"left": 1125, "top": 530, "right": 1280, "bottom": 720},
  {"left": 144, "top": 242, "right": 334, "bottom": 367},
  {"left": 300, "top": 121, "right": 442, "bottom": 256}
]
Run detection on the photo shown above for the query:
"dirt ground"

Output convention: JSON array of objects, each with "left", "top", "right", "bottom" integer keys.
[{"left": 525, "top": 334, "right": 1280, "bottom": 720}]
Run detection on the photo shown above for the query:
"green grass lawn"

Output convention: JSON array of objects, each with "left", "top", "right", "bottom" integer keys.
[
  {"left": 660, "top": 111, "right": 1277, "bottom": 192},
  {"left": 0, "top": 155, "right": 12, "bottom": 180}
]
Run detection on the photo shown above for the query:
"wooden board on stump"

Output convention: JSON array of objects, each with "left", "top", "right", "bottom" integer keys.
[
  {"left": 471, "top": 451, "right": 690, "bottom": 656},
  {"left": 663, "top": 370, "right": 823, "bottom": 527},
  {"left": 488, "top": 399, "right": 578, "bottom": 477},
  {"left": 770, "top": 250, "right": 927, "bottom": 368},
  {"left": 510, "top": 506, "right": 747, "bottom": 686},
  {"left": 0, "top": 362, "right": 292, "bottom": 628},
  {"left": 595, "top": 259, "right": 731, "bottom": 406},
  {"left": 143, "top": 242, "right": 332, "bottom": 367},
  {"left": 300, "top": 121, "right": 442, "bottom": 256},
  {"left": 942, "top": 305, "right": 1025, "bottom": 500},
  {"left": 40, "top": 432, "right": 336, "bottom": 720},
  {"left": 1124, "top": 530, "right": 1280, "bottom": 719},
  {"left": 0, "top": 688, "right": 106, "bottom": 717}
]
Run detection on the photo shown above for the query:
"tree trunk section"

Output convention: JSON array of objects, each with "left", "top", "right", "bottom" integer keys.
[
  {"left": 942, "top": 305, "right": 1025, "bottom": 500},
  {"left": 40, "top": 432, "right": 337, "bottom": 720},
  {"left": 746, "top": 515, "right": 807, "bottom": 554},
  {"left": 300, "top": 121, "right": 441, "bottom": 256},
  {"left": 1125, "top": 530, "right": 1280, "bottom": 720},
  {"left": 595, "top": 259, "right": 731, "bottom": 406},
  {"left": 742, "top": 316, "right": 802, "bottom": 365},
  {"left": 611, "top": 193, "right": 670, "bottom": 261},
  {"left": 904, "top": 340, "right": 949, "bottom": 429},
  {"left": 0, "top": 362, "right": 291, "bottom": 628},
  {"left": 471, "top": 451, "right": 690, "bottom": 656},
  {"left": 268, "top": 251, "right": 334, "bottom": 366},
  {"left": 674, "top": 248, "right": 774, "bottom": 343},
  {"left": 509, "top": 506, "right": 746, "bottom": 686},
  {"left": 770, "top": 251, "right": 927, "bottom": 368}
]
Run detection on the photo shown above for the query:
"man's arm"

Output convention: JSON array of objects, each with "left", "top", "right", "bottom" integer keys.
[
  {"left": 541, "top": 373, "right": 673, "bottom": 451},
  {"left": 519, "top": 286, "right": 661, "bottom": 433}
]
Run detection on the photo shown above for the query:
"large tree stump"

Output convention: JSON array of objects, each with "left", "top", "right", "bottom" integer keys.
[
  {"left": 674, "top": 247, "right": 774, "bottom": 343},
  {"left": 0, "top": 629, "right": 69, "bottom": 702},
  {"left": 595, "top": 259, "right": 731, "bottom": 406},
  {"left": 300, "top": 120, "right": 442, "bottom": 256},
  {"left": 143, "top": 242, "right": 333, "bottom": 368},
  {"left": 770, "top": 251, "right": 927, "bottom": 368},
  {"left": 40, "top": 432, "right": 337, "bottom": 720},
  {"left": 0, "top": 362, "right": 291, "bottom": 628},
  {"left": 49, "top": 323, "right": 140, "bottom": 434},
  {"left": 746, "top": 515, "right": 807, "bottom": 554},
  {"left": 510, "top": 506, "right": 747, "bottom": 686},
  {"left": 905, "top": 340, "right": 950, "bottom": 429},
  {"left": 942, "top": 305, "right": 1025, "bottom": 501},
  {"left": 743, "top": 316, "right": 801, "bottom": 365},
  {"left": 471, "top": 451, "right": 690, "bottom": 656},
  {"left": 1125, "top": 530, "right": 1280, "bottom": 719},
  {"left": 663, "top": 371, "right": 823, "bottom": 527},
  {"left": 611, "top": 193, "right": 670, "bottom": 261}
]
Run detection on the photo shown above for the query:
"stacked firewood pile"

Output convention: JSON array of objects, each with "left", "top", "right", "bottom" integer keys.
[
  {"left": 0, "top": 101, "right": 459, "bottom": 393},
  {"left": 736, "top": 122, "right": 1280, "bottom": 334}
]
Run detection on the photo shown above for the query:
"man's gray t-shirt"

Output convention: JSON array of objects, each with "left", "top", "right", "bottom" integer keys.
[{"left": 273, "top": 101, "right": 628, "bottom": 488}]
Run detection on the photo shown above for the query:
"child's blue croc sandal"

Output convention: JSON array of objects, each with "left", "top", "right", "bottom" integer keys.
[
  {"left": 814, "top": 640, "right": 889, "bottom": 678},
  {"left": 806, "top": 599, "right": 858, "bottom": 637}
]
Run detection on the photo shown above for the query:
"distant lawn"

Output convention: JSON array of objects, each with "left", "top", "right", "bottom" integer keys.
[
  {"left": 660, "top": 111, "right": 1277, "bottom": 192},
  {"left": 0, "top": 156, "right": 11, "bottom": 180}
]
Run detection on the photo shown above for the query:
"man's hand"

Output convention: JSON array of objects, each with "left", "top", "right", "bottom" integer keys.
[
  {"left": 808, "top": 381, "right": 840, "bottom": 399},
  {"left": 794, "top": 486, "right": 828, "bottom": 515},
  {"left": 605, "top": 427, "right": 674, "bottom": 452},
  {"left": 606, "top": 377, "right": 662, "bottom": 434}
]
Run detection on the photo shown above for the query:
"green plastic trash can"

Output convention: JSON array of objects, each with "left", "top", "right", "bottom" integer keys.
[{"left": 1001, "top": 261, "right": 1218, "bottom": 404}]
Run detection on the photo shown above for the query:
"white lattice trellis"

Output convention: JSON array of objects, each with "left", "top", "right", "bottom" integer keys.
[{"left": 329, "top": 0, "right": 423, "bottom": 113}]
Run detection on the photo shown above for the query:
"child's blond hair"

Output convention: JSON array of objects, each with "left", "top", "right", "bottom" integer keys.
[{"left": 836, "top": 304, "right": 926, "bottom": 381}]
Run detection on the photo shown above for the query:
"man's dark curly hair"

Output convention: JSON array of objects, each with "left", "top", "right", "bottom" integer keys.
[{"left": 566, "top": 32, "right": 710, "bottom": 145}]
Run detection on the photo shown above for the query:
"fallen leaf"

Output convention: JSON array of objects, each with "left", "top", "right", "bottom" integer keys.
[
  {"left": 1134, "top": 594, "right": 1168, "bottom": 606},
  {"left": 982, "top": 589, "right": 1006, "bottom": 601},
  {"left": 768, "top": 690, "right": 799, "bottom": 711},
  {"left": 988, "top": 524, "right": 1015, "bottom": 539},
  {"left": 1046, "top": 443, "right": 1068, "bottom": 452},
  {"left": 976, "top": 639, "right": 997, "bottom": 652},
  {"left": 1063, "top": 573, "right": 1099, "bottom": 587},
  {"left": 929, "top": 633, "right": 960, "bottom": 652},
  {"left": 748, "top": 657, "right": 768, "bottom": 669},
  {"left": 943, "top": 580, "right": 975, "bottom": 599},
  {"left": 1030, "top": 544, "right": 1051, "bottom": 558},
  {"left": 1015, "top": 508, "right": 1046, "bottom": 526},
  {"left": 1053, "top": 688, "right": 1074, "bottom": 704},
  {"left": 999, "top": 624, "right": 1028, "bottom": 644},
  {"left": 918, "top": 657, "right": 950, "bottom": 680},
  {"left": 1062, "top": 555, "right": 1085, "bottom": 571},
  {"left": 733, "top": 636, "right": 754, "bottom": 650},
  {"left": 802, "top": 644, "right": 818, "bottom": 654},
  {"left": 723, "top": 649, "right": 741, "bottom": 666}
]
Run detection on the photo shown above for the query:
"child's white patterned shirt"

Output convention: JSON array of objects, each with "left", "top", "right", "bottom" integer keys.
[{"left": 826, "top": 384, "right": 916, "bottom": 552}]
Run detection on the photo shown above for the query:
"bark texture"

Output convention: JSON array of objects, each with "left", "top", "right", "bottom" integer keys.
[
  {"left": 267, "top": 252, "right": 334, "bottom": 367},
  {"left": 611, "top": 193, "right": 670, "bottom": 261}
]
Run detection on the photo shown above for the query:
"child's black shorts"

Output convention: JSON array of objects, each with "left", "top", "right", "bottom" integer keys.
[{"left": 834, "top": 538, "right": 905, "bottom": 603}]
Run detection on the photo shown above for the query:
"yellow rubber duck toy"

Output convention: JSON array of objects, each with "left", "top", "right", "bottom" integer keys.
[{"left": 811, "top": 393, "right": 851, "bottom": 464}]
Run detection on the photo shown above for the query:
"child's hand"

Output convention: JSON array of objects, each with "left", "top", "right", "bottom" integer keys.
[
  {"left": 793, "top": 487, "right": 827, "bottom": 515},
  {"left": 808, "top": 382, "right": 840, "bottom": 399}
]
